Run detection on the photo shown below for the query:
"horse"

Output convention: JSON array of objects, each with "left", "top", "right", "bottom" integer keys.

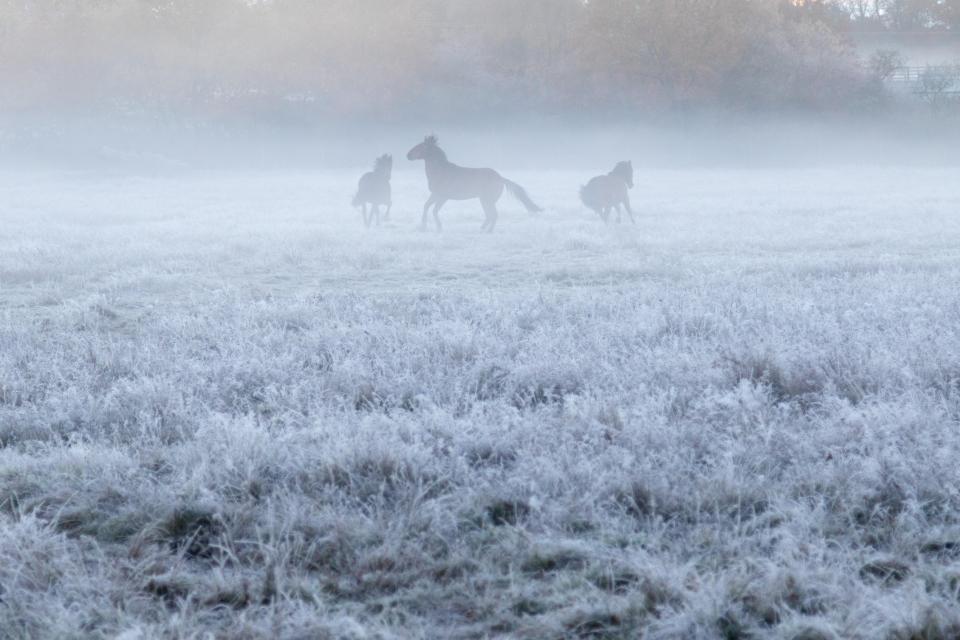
[
  {"left": 406, "top": 135, "right": 542, "bottom": 232},
  {"left": 353, "top": 154, "right": 392, "bottom": 227},
  {"left": 580, "top": 161, "right": 636, "bottom": 224}
]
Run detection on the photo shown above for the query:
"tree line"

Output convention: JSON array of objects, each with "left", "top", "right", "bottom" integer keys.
[
  {"left": 825, "top": 0, "right": 959, "bottom": 31},
  {"left": 1, "top": 0, "right": 951, "bottom": 119}
]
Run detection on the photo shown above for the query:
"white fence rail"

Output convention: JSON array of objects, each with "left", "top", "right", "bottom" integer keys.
[{"left": 886, "top": 64, "right": 960, "bottom": 96}]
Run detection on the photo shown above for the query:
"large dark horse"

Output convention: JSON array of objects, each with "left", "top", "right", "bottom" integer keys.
[
  {"left": 406, "top": 135, "right": 542, "bottom": 232},
  {"left": 581, "top": 161, "right": 635, "bottom": 224},
  {"left": 353, "top": 154, "right": 392, "bottom": 227}
]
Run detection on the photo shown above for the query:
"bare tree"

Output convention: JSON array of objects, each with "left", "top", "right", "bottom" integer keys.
[
  {"left": 869, "top": 49, "right": 905, "bottom": 80},
  {"left": 919, "top": 63, "right": 960, "bottom": 109}
]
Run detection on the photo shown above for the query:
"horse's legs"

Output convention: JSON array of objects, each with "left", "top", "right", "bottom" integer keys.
[
  {"left": 432, "top": 199, "right": 447, "bottom": 232},
  {"left": 372, "top": 204, "right": 381, "bottom": 226},
  {"left": 614, "top": 203, "right": 623, "bottom": 224},
  {"left": 420, "top": 195, "right": 436, "bottom": 231},
  {"left": 383, "top": 202, "right": 392, "bottom": 222},
  {"left": 479, "top": 199, "right": 490, "bottom": 231},
  {"left": 361, "top": 203, "right": 370, "bottom": 227},
  {"left": 623, "top": 197, "right": 636, "bottom": 224},
  {"left": 481, "top": 199, "right": 498, "bottom": 232}
]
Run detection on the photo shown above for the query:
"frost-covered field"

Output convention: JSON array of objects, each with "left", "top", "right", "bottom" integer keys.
[{"left": 2, "top": 166, "right": 960, "bottom": 639}]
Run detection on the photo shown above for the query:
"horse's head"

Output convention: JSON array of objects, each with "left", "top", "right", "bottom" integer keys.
[
  {"left": 407, "top": 135, "right": 441, "bottom": 162},
  {"left": 614, "top": 161, "right": 634, "bottom": 188},
  {"left": 375, "top": 154, "right": 393, "bottom": 176}
]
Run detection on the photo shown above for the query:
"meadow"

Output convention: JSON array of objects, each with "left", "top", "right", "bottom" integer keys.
[{"left": 1, "top": 165, "right": 960, "bottom": 638}]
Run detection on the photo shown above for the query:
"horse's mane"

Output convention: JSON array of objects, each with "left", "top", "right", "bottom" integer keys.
[
  {"left": 374, "top": 154, "right": 392, "bottom": 173},
  {"left": 423, "top": 135, "right": 448, "bottom": 161},
  {"left": 611, "top": 161, "right": 632, "bottom": 181}
]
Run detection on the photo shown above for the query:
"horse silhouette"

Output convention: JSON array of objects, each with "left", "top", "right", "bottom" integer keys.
[
  {"left": 581, "top": 161, "right": 635, "bottom": 224},
  {"left": 406, "top": 135, "right": 542, "bottom": 232},
  {"left": 353, "top": 154, "right": 392, "bottom": 227}
]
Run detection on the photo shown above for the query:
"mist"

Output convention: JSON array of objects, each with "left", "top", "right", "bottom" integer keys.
[
  {"left": 3, "top": 0, "right": 958, "bottom": 172},
  {"left": 2, "top": 1, "right": 869, "bottom": 116}
]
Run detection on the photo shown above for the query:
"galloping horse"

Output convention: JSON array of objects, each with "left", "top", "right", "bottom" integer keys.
[
  {"left": 580, "top": 161, "right": 636, "bottom": 224},
  {"left": 353, "top": 154, "right": 392, "bottom": 227},
  {"left": 406, "top": 135, "right": 542, "bottom": 232}
]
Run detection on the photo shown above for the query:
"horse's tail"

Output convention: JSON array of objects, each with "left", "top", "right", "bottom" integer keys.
[
  {"left": 352, "top": 191, "right": 362, "bottom": 208},
  {"left": 580, "top": 184, "right": 599, "bottom": 212},
  {"left": 353, "top": 171, "right": 373, "bottom": 208},
  {"left": 502, "top": 178, "right": 543, "bottom": 214}
]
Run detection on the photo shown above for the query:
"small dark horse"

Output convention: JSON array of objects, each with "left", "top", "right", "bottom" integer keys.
[
  {"left": 581, "top": 161, "right": 635, "bottom": 224},
  {"left": 406, "top": 135, "right": 542, "bottom": 232},
  {"left": 353, "top": 154, "right": 392, "bottom": 227}
]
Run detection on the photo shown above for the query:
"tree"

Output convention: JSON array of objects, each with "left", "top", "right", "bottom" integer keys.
[
  {"left": 935, "top": 0, "right": 960, "bottom": 29},
  {"left": 0, "top": 0, "right": 876, "bottom": 116},
  {"left": 869, "top": 49, "right": 906, "bottom": 79}
]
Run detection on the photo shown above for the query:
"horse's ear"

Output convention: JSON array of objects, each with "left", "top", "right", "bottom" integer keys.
[{"left": 425, "top": 134, "right": 438, "bottom": 145}]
